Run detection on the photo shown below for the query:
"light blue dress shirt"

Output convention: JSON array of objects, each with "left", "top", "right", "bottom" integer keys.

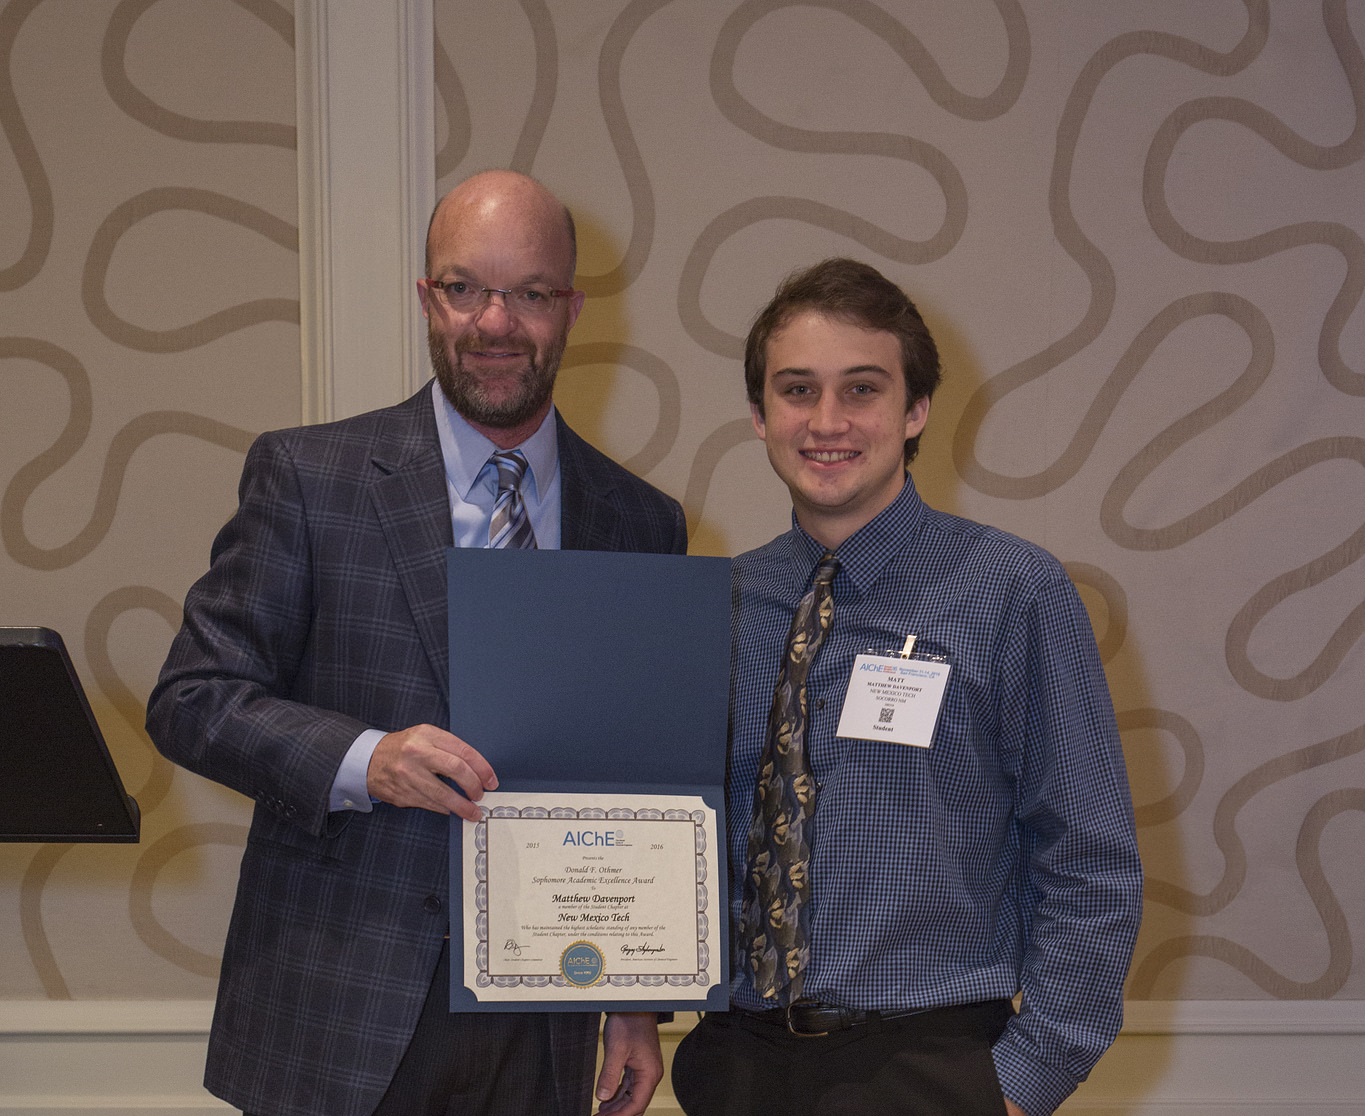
[{"left": 329, "top": 382, "right": 562, "bottom": 811}]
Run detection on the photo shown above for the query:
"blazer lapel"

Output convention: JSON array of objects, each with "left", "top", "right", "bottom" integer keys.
[
  {"left": 368, "top": 389, "right": 453, "bottom": 700},
  {"left": 557, "top": 413, "right": 622, "bottom": 552}
]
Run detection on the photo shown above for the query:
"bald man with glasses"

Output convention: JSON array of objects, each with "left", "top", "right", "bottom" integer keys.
[{"left": 148, "top": 170, "right": 685, "bottom": 1116}]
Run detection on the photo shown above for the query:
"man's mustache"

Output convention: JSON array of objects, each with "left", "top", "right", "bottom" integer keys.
[{"left": 450, "top": 334, "right": 535, "bottom": 359}]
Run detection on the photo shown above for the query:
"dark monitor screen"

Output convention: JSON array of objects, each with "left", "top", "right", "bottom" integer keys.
[{"left": 0, "top": 627, "right": 140, "bottom": 842}]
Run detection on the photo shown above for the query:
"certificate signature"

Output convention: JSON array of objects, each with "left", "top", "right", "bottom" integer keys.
[{"left": 461, "top": 791, "right": 721, "bottom": 1003}]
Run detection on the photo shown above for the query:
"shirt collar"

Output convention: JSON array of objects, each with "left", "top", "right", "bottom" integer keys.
[
  {"left": 782, "top": 476, "right": 926, "bottom": 598},
  {"left": 431, "top": 380, "right": 559, "bottom": 500}
]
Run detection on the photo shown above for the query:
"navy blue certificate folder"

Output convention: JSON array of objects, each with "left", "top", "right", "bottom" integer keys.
[{"left": 447, "top": 547, "right": 731, "bottom": 1012}]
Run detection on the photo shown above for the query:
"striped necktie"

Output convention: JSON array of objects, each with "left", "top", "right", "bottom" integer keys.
[
  {"left": 739, "top": 552, "right": 839, "bottom": 1004},
  {"left": 488, "top": 450, "right": 537, "bottom": 550}
]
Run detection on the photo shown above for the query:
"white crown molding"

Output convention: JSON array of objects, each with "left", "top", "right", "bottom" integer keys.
[{"left": 296, "top": 0, "right": 435, "bottom": 425}]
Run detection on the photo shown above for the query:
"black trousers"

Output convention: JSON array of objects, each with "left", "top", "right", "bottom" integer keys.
[{"left": 671, "top": 1000, "right": 1014, "bottom": 1116}]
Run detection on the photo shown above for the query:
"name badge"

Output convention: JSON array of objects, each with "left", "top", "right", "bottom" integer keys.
[{"left": 835, "top": 653, "right": 950, "bottom": 748}]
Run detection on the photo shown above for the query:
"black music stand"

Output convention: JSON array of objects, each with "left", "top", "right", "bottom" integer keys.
[{"left": 0, "top": 627, "right": 140, "bottom": 842}]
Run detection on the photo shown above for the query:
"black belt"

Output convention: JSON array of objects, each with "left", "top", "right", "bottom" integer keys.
[
  {"left": 740, "top": 1001, "right": 927, "bottom": 1037},
  {"left": 733, "top": 997, "right": 1013, "bottom": 1039}
]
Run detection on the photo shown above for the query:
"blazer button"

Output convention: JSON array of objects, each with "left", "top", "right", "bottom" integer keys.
[{"left": 423, "top": 895, "right": 443, "bottom": 914}]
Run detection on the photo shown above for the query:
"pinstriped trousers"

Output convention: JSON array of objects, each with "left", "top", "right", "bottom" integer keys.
[
  {"left": 248, "top": 941, "right": 567, "bottom": 1116},
  {"left": 370, "top": 940, "right": 561, "bottom": 1116}
]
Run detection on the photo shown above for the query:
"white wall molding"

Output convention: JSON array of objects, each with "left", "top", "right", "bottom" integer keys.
[
  {"left": 0, "top": 998, "right": 1359, "bottom": 1035},
  {"left": 295, "top": 0, "right": 435, "bottom": 425},
  {"left": 1118, "top": 998, "right": 1363, "bottom": 1034},
  {"left": 0, "top": 1000, "right": 214, "bottom": 1034},
  {"left": 0, "top": 1000, "right": 1360, "bottom": 1114}
]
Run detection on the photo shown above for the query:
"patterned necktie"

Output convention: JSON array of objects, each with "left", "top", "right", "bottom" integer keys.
[
  {"left": 487, "top": 450, "right": 537, "bottom": 550},
  {"left": 740, "top": 552, "right": 839, "bottom": 1005}
]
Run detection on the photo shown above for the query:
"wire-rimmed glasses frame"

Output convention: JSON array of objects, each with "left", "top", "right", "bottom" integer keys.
[{"left": 419, "top": 277, "right": 576, "bottom": 317}]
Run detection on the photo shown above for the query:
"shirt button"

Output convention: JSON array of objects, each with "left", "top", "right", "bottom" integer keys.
[
  {"left": 423, "top": 895, "right": 443, "bottom": 914},
  {"left": 342, "top": 799, "right": 355, "bottom": 809},
  {"left": 815, "top": 698, "right": 825, "bottom": 710}
]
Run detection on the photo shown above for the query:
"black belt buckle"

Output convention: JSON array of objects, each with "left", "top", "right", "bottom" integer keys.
[{"left": 785, "top": 1001, "right": 850, "bottom": 1037}]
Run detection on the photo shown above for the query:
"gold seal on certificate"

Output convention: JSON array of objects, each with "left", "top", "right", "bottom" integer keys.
[
  {"left": 559, "top": 941, "right": 606, "bottom": 987},
  {"left": 462, "top": 791, "right": 721, "bottom": 1004}
]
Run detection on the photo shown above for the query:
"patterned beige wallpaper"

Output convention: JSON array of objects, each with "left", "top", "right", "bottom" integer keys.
[
  {"left": 441, "top": 0, "right": 1364, "bottom": 1004},
  {"left": 1, "top": 0, "right": 298, "bottom": 998},
  {"left": 0, "top": 0, "right": 1361, "bottom": 1010}
]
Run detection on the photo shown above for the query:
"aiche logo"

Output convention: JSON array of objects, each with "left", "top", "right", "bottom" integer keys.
[
  {"left": 562, "top": 829, "right": 627, "bottom": 847},
  {"left": 560, "top": 941, "right": 605, "bottom": 987}
]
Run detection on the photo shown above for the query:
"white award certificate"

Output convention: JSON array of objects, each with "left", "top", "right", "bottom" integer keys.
[{"left": 461, "top": 791, "right": 722, "bottom": 1004}]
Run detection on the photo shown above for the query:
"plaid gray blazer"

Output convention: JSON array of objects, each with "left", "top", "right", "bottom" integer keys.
[{"left": 146, "top": 385, "right": 688, "bottom": 1116}]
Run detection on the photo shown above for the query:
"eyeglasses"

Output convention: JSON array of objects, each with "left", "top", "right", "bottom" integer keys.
[{"left": 420, "top": 278, "right": 575, "bottom": 316}]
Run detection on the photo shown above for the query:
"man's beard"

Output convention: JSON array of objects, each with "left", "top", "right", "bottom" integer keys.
[{"left": 429, "top": 324, "right": 566, "bottom": 430}]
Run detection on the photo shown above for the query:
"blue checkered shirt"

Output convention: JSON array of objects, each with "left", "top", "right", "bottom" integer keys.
[{"left": 727, "top": 479, "right": 1143, "bottom": 1115}]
